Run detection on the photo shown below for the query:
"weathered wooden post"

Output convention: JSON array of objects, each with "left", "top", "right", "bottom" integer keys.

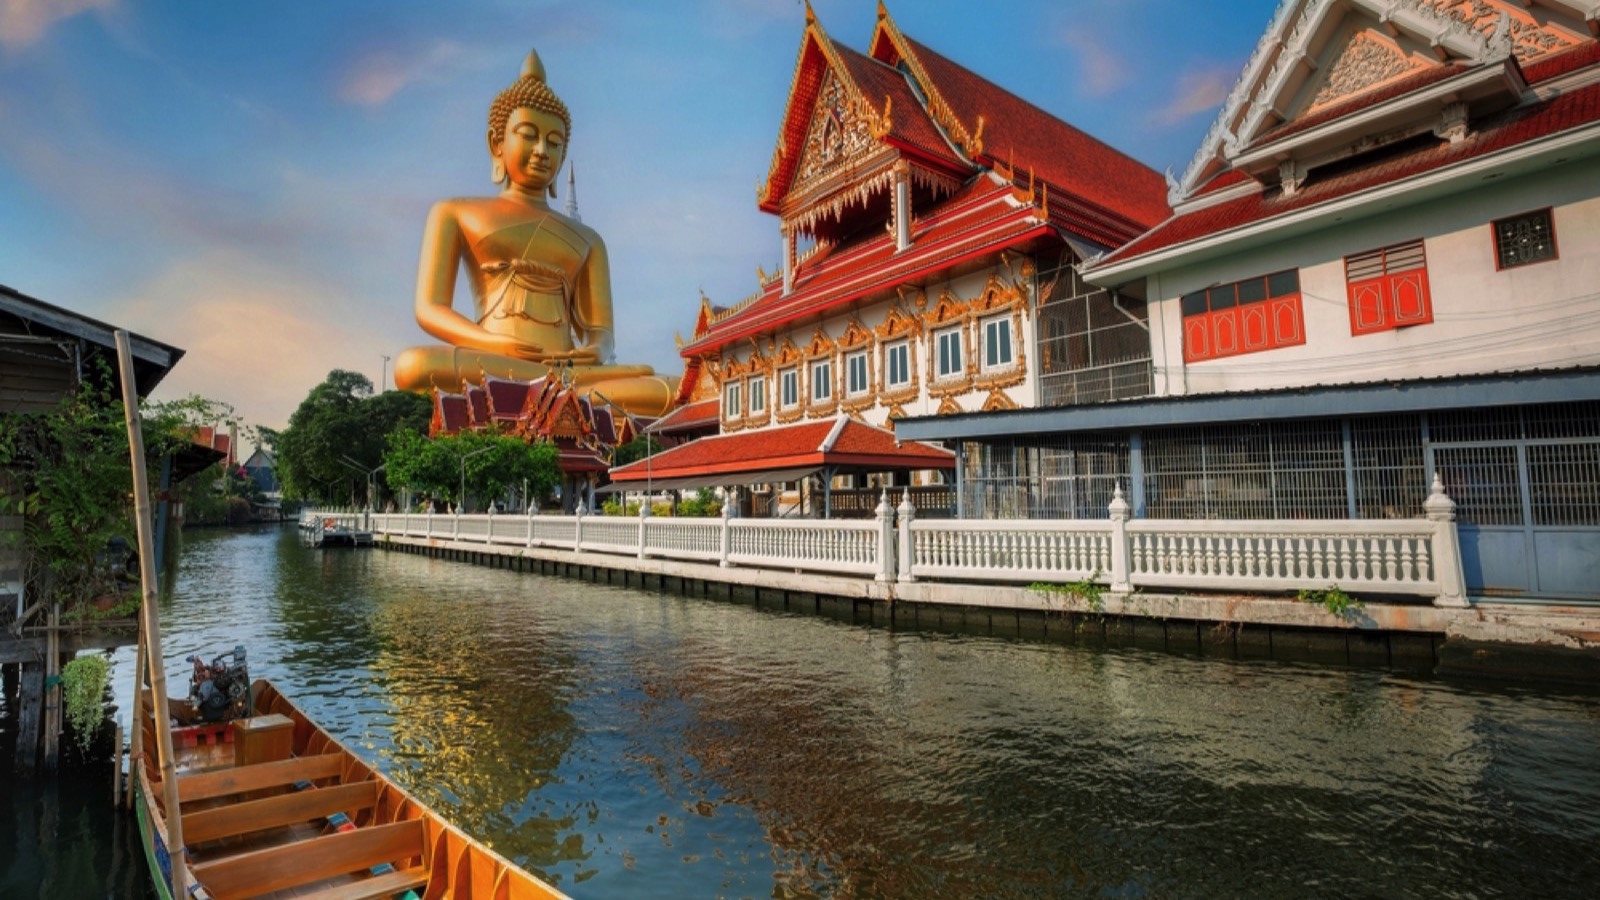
[
  {"left": 116, "top": 330, "right": 188, "bottom": 897},
  {"left": 875, "top": 490, "right": 895, "bottom": 582},
  {"left": 1425, "top": 474, "right": 1469, "bottom": 608},
  {"left": 1108, "top": 483, "right": 1132, "bottom": 593},
  {"left": 719, "top": 500, "right": 733, "bottom": 568},
  {"left": 896, "top": 490, "right": 917, "bottom": 583}
]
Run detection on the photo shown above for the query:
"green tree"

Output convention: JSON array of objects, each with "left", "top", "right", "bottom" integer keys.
[
  {"left": 385, "top": 429, "right": 560, "bottom": 512},
  {"left": 277, "top": 371, "right": 431, "bottom": 505},
  {"left": 612, "top": 434, "right": 660, "bottom": 467},
  {"left": 0, "top": 373, "right": 235, "bottom": 613}
]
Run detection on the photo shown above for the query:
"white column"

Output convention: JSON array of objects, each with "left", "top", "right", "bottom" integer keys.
[
  {"left": 719, "top": 501, "right": 733, "bottom": 568},
  {"left": 1108, "top": 483, "right": 1132, "bottom": 593},
  {"left": 574, "top": 504, "right": 585, "bottom": 552},
  {"left": 875, "top": 490, "right": 895, "bottom": 582},
  {"left": 637, "top": 501, "right": 650, "bottom": 559},
  {"left": 896, "top": 490, "right": 917, "bottom": 583},
  {"left": 781, "top": 224, "right": 795, "bottom": 295},
  {"left": 893, "top": 162, "right": 911, "bottom": 252},
  {"left": 1424, "top": 474, "right": 1469, "bottom": 608},
  {"left": 527, "top": 505, "right": 537, "bottom": 548}
]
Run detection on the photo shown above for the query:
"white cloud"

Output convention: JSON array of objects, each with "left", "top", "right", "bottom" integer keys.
[
  {"left": 337, "top": 40, "right": 463, "bottom": 107},
  {"left": 1060, "top": 29, "right": 1131, "bottom": 97},
  {"left": 1151, "top": 65, "right": 1234, "bottom": 127},
  {"left": 0, "top": 0, "right": 114, "bottom": 51}
]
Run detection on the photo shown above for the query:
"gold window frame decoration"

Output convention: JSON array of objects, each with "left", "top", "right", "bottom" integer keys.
[
  {"left": 773, "top": 336, "right": 806, "bottom": 424},
  {"left": 742, "top": 340, "right": 773, "bottom": 428},
  {"left": 970, "top": 275, "right": 1028, "bottom": 391},
  {"left": 924, "top": 288, "right": 974, "bottom": 398},
  {"left": 802, "top": 326, "right": 840, "bottom": 418},
  {"left": 836, "top": 317, "right": 876, "bottom": 414},
  {"left": 874, "top": 299, "right": 923, "bottom": 404}
]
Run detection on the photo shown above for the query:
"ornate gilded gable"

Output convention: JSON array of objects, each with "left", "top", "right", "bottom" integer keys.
[
  {"left": 792, "top": 71, "right": 882, "bottom": 198},
  {"left": 936, "top": 395, "right": 964, "bottom": 416},
  {"left": 773, "top": 337, "right": 804, "bottom": 368},
  {"left": 875, "top": 300, "right": 923, "bottom": 340},
  {"left": 924, "top": 289, "right": 970, "bottom": 328},
  {"left": 982, "top": 388, "right": 1018, "bottom": 411},
  {"left": 971, "top": 275, "right": 1025, "bottom": 315},
  {"left": 838, "top": 317, "right": 873, "bottom": 350},
  {"left": 803, "top": 326, "right": 838, "bottom": 360}
]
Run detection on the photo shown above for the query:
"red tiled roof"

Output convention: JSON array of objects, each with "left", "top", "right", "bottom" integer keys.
[
  {"left": 686, "top": 178, "right": 1051, "bottom": 354},
  {"left": 483, "top": 377, "right": 531, "bottom": 421},
  {"left": 609, "top": 417, "right": 952, "bottom": 483},
  {"left": 1520, "top": 40, "right": 1600, "bottom": 84},
  {"left": 431, "top": 393, "right": 469, "bottom": 437},
  {"left": 1097, "top": 78, "right": 1600, "bottom": 268},
  {"left": 890, "top": 35, "right": 1169, "bottom": 231},
  {"left": 646, "top": 398, "right": 720, "bottom": 435},
  {"left": 465, "top": 385, "right": 489, "bottom": 427},
  {"left": 831, "top": 40, "right": 966, "bottom": 174}
]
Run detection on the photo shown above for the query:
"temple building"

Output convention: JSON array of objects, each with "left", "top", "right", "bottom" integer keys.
[
  {"left": 607, "top": 3, "right": 1169, "bottom": 515},
  {"left": 895, "top": 0, "right": 1600, "bottom": 601}
]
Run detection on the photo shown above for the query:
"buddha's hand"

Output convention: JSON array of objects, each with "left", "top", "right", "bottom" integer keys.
[
  {"left": 543, "top": 345, "right": 602, "bottom": 365},
  {"left": 481, "top": 333, "right": 546, "bottom": 361}
]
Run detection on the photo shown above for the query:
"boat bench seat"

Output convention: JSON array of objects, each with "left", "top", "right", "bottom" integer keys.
[
  {"left": 182, "top": 780, "right": 379, "bottom": 845},
  {"left": 297, "top": 866, "right": 429, "bottom": 900},
  {"left": 177, "top": 752, "right": 345, "bottom": 803},
  {"left": 190, "top": 818, "right": 426, "bottom": 900}
]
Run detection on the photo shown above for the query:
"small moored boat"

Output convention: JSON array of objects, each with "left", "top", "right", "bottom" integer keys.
[{"left": 134, "top": 678, "right": 569, "bottom": 900}]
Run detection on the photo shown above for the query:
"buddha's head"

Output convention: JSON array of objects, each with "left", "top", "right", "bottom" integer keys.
[{"left": 487, "top": 50, "right": 571, "bottom": 195}]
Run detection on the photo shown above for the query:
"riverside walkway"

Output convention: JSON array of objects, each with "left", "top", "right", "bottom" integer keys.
[{"left": 306, "top": 480, "right": 1600, "bottom": 675}]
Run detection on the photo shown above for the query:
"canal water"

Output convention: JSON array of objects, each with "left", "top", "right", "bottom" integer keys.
[{"left": 6, "top": 524, "right": 1600, "bottom": 898}]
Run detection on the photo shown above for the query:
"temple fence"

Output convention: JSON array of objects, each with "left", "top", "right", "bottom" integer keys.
[{"left": 305, "top": 479, "right": 1467, "bottom": 608}]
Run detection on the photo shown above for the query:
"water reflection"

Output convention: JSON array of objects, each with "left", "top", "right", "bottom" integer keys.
[{"left": 96, "top": 526, "right": 1600, "bottom": 899}]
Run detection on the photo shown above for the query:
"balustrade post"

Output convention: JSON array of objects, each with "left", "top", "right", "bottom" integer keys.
[
  {"left": 527, "top": 505, "right": 536, "bottom": 549},
  {"left": 452, "top": 507, "right": 460, "bottom": 541},
  {"left": 574, "top": 505, "right": 585, "bottom": 552},
  {"left": 874, "top": 490, "right": 895, "bottom": 582},
  {"left": 719, "top": 501, "right": 733, "bottom": 568},
  {"left": 1108, "top": 483, "right": 1132, "bottom": 593},
  {"left": 425, "top": 506, "right": 433, "bottom": 539},
  {"left": 637, "top": 501, "right": 650, "bottom": 559},
  {"left": 896, "top": 490, "right": 917, "bottom": 583},
  {"left": 485, "top": 504, "right": 495, "bottom": 544},
  {"left": 1424, "top": 474, "right": 1469, "bottom": 608}
]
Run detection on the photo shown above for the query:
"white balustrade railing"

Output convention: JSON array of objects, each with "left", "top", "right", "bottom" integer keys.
[{"left": 318, "top": 477, "right": 1469, "bottom": 608}]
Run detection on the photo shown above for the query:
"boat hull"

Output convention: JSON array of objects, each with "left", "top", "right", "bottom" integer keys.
[{"left": 134, "top": 679, "right": 568, "bottom": 900}]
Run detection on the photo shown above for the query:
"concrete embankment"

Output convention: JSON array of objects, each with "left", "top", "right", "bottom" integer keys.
[{"left": 375, "top": 534, "right": 1600, "bottom": 683}]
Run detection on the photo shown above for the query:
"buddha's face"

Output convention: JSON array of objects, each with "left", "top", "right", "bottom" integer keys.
[{"left": 493, "top": 107, "right": 566, "bottom": 195}]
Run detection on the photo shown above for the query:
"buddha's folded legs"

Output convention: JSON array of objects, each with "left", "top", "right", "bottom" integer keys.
[{"left": 394, "top": 344, "right": 676, "bottom": 417}]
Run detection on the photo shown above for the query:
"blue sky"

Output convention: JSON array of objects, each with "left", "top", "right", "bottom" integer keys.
[{"left": 0, "top": 0, "right": 1270, "bottom": 434}]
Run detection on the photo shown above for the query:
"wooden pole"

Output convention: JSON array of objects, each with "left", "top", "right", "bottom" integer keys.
[
  {"left": 115, "top": 331, "right": 188, "bottom": 897},
  {"left": 43, "top": 601, "right": 59, "bottom": 773},
  {"left": 112, "top": 721, "right": 123, "bottom": 806},
  {"left": 125, "top": 626, "right": 145, "bottom": 811}
]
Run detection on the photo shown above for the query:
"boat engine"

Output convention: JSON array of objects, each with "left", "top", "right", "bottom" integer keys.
[{"left": 186, "top": 645, "right": 251, "bottom": 723}]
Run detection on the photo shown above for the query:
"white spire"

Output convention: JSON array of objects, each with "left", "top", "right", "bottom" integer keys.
[{"left": 564, "top": 163, "right": 580, "bottom": 222}]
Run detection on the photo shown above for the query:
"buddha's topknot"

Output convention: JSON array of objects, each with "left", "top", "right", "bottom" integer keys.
[{"left": 488, "top": 49, "right": 571, "bottom": 147}]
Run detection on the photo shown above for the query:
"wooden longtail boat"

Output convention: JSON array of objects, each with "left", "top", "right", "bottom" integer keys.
[{"left": 134, "top": 679, "right": 570, "bottom": 900}]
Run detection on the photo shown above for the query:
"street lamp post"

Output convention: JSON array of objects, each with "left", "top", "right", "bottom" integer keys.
[
  {"left": 459, "top": 445, "right": 494, "bottom": 513},
  {"left": 337, "top": 456, "right": 386, "bottom": 511},
  {"left": 381, "top": 355, "right": 391, "bottom": 392}
]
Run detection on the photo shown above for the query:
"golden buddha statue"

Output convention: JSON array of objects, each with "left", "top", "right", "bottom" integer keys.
[{"left": 393, "top": 50, "right": 677, "bottom": 417}]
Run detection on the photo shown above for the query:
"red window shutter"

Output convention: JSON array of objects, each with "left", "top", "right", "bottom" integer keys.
[
  {"left": 1212, "top": 307, "right": 1240, "bottom": 357},
  {"left": 1388, "top": 271, "right": 1432, "bottom": 325},
  {"left": 1184, "top": 315, "right": 1212, "bottom": 362},
  {"left": 1270, "top": 295, "right": 1303, "bottom": 345},
  {"left": 1347, "top": 241, "right": 1432, "bottom": 335},
  {"left": 1241, "top": 304, "right": 1270, "bottom": 350}
]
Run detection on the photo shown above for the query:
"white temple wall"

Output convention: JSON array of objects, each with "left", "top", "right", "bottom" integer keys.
[{"left": 1145, "top": 158, "right": 1600, "bottom": 398}]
